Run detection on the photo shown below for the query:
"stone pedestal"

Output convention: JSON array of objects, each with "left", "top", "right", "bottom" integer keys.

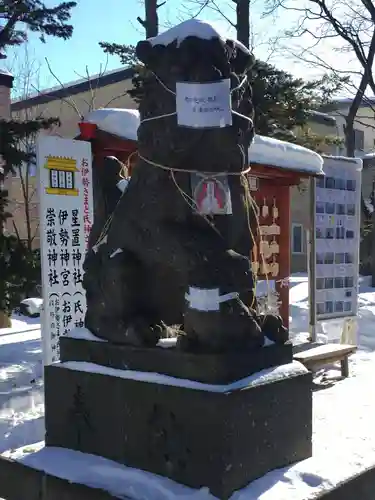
[
  {"left": 0, "top": 455, "right": 117, "bottom": 500},
  {"left": 45, "top": 359, "right": 312, "bottom": 499},
  {"left": 59, "top": 335, "right": 293, "bottom": 384}
]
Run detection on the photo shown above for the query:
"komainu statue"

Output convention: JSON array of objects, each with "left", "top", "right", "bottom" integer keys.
[{"left": 83, "top": 20, "right": 288, "bottom": 352}]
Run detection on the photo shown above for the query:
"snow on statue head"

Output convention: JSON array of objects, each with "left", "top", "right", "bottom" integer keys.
[
  {"left": 83, "top": 19, "right": 288, "bottom": 352},
  {"left": 135, "top": 19, "right": 255, "bottom": 175}
]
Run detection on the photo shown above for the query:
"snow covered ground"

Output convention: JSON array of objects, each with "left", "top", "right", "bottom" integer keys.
[
  {"left": 0, "top": 314, "right": 43, "bottom": 455},
  {"left": 0, "top": 275, "right": 375, "bottom": 499}
]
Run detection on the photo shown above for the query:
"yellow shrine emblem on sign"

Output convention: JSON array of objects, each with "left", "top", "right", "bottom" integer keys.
[{"left": 44, "top": 156, "right": 79, "bottom": 196}]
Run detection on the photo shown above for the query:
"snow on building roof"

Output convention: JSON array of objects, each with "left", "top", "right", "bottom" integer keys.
[
  {"left": 307, "top": 110, "right": 337, "bottom": 126},
  {"left": 84, "top": 108, "right": 140, "bottom": 142},
  {"left": 147, "top": 19, "right": 250, "bottom": 55},
  {"left": 83, "top": 107, "right": 324, "bottom": 175},
  {"left": 249, "top": 135, "right": 324, "bottom": 175},
  {"left": 322, "top": 155, "right": 363, "bottom": 172}
]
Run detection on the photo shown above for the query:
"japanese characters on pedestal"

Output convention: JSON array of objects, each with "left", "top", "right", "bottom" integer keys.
[{"left": 37, "top": 137, "right": 93, "bottom": 365}]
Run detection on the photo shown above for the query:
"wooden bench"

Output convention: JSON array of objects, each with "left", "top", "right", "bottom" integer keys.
[{"left": 293, "top": 343, "right": 357, "bottom": 378}]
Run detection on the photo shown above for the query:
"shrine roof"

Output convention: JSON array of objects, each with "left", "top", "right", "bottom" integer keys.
[
  {"left": 147, "top": 19, "right": 250, "bottom": 55},
  {"left": 85, "top": 108, "right": 139, "bottom": 142},
  {"left": 250, "top": 135, "right": 324, "bottom": 176},
  {"left": 83, "top": 107, "right": 324, "bottom": 175}
]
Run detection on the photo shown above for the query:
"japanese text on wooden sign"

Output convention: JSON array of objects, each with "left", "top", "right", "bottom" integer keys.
[
  {"left": 314, "top": 158, "right": 362, "bottom": 320},
  {"left": 37, "top": 137, "right": 93, "bottom": 365}
]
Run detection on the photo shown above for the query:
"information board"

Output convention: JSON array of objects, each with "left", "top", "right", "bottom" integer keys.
[
  {"left": 37, "top": 136, "right": 93, "bottom": 365},
  {"left": 314, "top": 157, "right": 362, "bottom": 320}
]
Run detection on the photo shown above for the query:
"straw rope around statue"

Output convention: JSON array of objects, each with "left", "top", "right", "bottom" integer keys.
[
  {"left": 136, "top": 149, "right": 273, "bottom": 313},
  {"left": 138, "top": 151, "right": 273, "bottom": 316},
  {"left": 92, "top": 67, "right": 274, "bottom": 316},
  {"left": 92, "top": 148, "right": 273, "bottom": 315},
  {"left": 93, "top": 148, "right": 251, "bottom": 248}
]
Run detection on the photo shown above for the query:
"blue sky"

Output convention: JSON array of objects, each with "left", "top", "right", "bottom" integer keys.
[{"left": 6, "top": 0, "right": 356, "bottom": 97}]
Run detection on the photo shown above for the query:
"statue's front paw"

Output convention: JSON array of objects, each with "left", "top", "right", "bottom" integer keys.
[
  {"left": 126, "top": 317, "right": 162, "bottom": 347},
  {"left": 259, "top": 314, "right": 289, "bottom": 345}
]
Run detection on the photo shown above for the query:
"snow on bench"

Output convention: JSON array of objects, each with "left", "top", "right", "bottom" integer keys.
[{"left": 293, "top": 343, "right": 357, "bottom": 378}]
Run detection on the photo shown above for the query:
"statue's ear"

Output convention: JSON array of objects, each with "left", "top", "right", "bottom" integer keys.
[
  {"left": 228, "top": 41, "right": 255, "bottom": 75},
  {"left": 104, "top": 155, "right": 119, "bottom": 163},
  {"left": 102, "top": 156, "right": 124, "bottom": 186},
  {"left": 136, "top": 40, "right": 154, "bottom": 66},
  {"left": 103, "top": 156, "right": 122, "bottom": 169}
]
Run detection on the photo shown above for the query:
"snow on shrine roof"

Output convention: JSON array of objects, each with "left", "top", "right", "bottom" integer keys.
[
  {"left": 322, "top": 155, "right": 363, "bottom": 171},
  {"left": 83, "top": 107, "right": 323, "bottom": 174},
  {"left": 84, "top": 108, "right": 140, "bottom": 141},
  {"left": 250, "top": 135, "right": 324, "bottom": 175},
  {"left": 147, "top": 19, "right": 250, "bottom": 55}
]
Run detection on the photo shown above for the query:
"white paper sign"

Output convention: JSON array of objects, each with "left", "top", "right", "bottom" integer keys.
[
  {"left": 37, "top": 136, "right": 93, "bottom": 365},
  {"left": 314, "top": 158, "right": 362, "bottom": 321},
  {"left": 176, "top": 79, "right": 232, "bottom": 128}
]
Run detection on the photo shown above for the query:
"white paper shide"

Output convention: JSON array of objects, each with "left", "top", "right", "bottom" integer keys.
[
  {"left": 37, "top": 137, "right": 93, "bottom": 365},
  {"left": 314, "top": 157, "right": 362, "bottom": 320},
  {"left": 176, "top": 79, "right": 232, "bottom": 128}
]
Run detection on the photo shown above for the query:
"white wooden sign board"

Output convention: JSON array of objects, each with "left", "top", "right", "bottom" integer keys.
[
  {"left": 314, "top": 158, "right": 362, "bottom": 321},
  {"left": 176, "top": 79, "right": 232, "bottom": 128},
  {"left": 37, "top": 136, "right": 93, "bottom": 365}
]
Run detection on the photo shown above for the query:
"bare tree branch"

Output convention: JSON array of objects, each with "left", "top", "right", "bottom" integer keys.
[
  {"left": 11, "top": 47, "right": 127, "bottom": 249},
  {"left": 263, "top": 0, "right": 375, "bottom": 156},
  {"left": 104, "top": 91, "right": 132, "bottom": 108},
  {"left": 44, "top": 54, "right": 123, "bottom": 119},
  {"left": 137, "top": 16, "right": 146, "bottom": 28},
  {"left": 210, "top": 1, "right": 236, "bottom": 28},
  {"left": 44, "top": 57, "right": 83, "bottom": 118},
  {"left": 137, "top": 0, "right": 168, "bottom": 38}
]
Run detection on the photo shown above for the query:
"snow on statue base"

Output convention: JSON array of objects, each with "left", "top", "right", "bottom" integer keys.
[
  {"left": 1, "top": 447, "right": 375, "bottom": 500},
  {"left": 41, "top": 360, "right": 312, "bottom": 499},
  {"left": 58, "top": 333, "right": 293, "bottom": 384}
]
